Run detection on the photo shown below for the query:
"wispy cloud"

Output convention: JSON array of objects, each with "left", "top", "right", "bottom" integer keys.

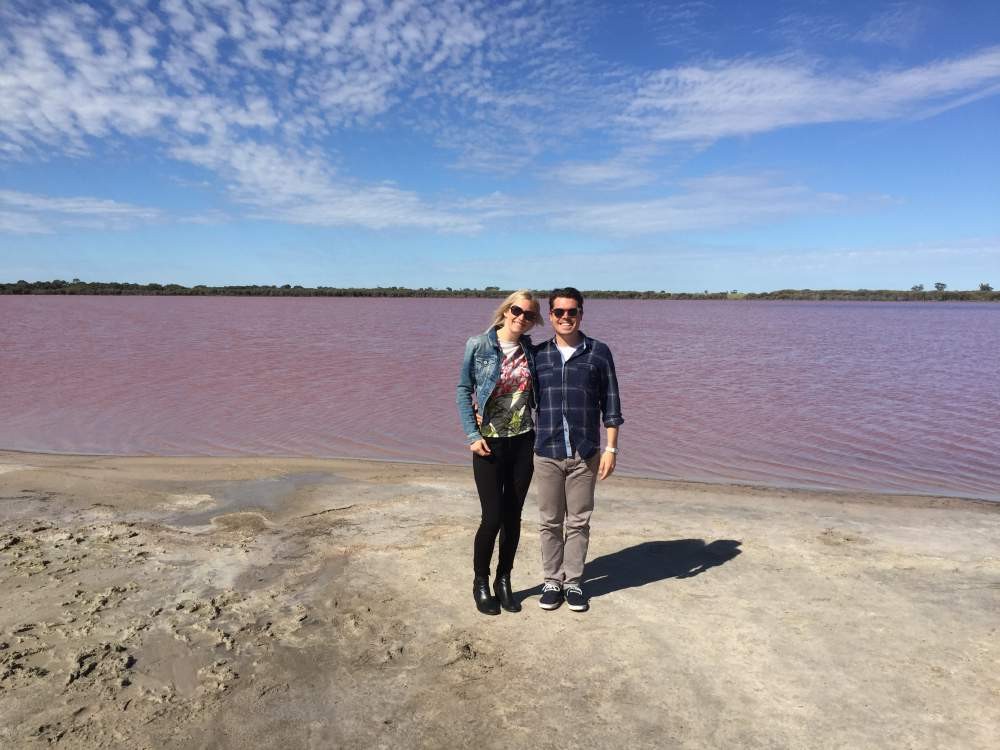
[
  {"left": 1, "top": 1, "right": 998, "bottom": 241},
  {"left": 768, "top": 236, "right": 1000, "bottom": 265},
  {"left": 635, "top": 1, "right": 716, "bottom": 52},
  {"left": 0, "top": 210, "right": 50, "bottom": 235},
  {"left": 624, "top": 46, "right": 1000, "bottom": 142},
  {"left": 0, "top": 0, "right": 545, "bottom": 230},
  {"left": 854, "top": 2, "right": 926, "bottom": 46},
  {"left": 171, "top": 139, "right": 479, "bottom": 232},
  {"left": 773, "top": 2, "right": 927, "bottom": 49},
  {"left": 0, "top": 0, "right": 628, "bottom": 233},
  {"left": 0, "top": 0, "right": 578, "bottom": 152},
  {"left": 178, "top": 209, "right": 232, "bottom": 226},
  {"left": 0, "top": 190, "right": 162, "bottom": 233},
  {"left": 547, "top": 175, "right": 849, "bottom": 235},
  {"left": 549, "top": 157, "right": 657, "bottom": 189},
  {"left": 449, "top": 171, "right": 866, "bottom": 235},
  {"left": 718, "top": 236, "right": 1000, "bottom": 288}
]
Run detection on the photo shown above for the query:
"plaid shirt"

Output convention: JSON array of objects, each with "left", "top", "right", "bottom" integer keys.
[{"left": 533, "top": 333, "right": 624, "bottom": 459}]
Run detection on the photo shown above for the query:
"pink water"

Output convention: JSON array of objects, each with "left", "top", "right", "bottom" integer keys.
[{"left": 2, "top": 296, "right": 999, "bottom": 501}]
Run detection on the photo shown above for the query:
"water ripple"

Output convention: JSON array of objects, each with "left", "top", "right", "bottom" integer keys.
[{"left": 1, "top": 296, "right": 998, "bottom": 501}]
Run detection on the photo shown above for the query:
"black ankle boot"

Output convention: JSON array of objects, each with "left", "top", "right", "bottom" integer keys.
[
  {"left": 493, "top": 573, "right": 521, "bottom": 613},
  {"left": 473, "top": 576, "right": 500, "bottom": 615}
]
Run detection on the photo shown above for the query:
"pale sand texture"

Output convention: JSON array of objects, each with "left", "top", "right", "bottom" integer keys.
[{"left": 0, "top": 451, "right": 997, "bottom": 749}]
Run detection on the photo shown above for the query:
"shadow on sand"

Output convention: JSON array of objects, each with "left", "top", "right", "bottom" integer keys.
[{"left": 514, "top": 539, "right": 742, "bottom": 602}]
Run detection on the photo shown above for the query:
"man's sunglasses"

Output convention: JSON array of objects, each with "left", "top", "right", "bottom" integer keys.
[
  {"left": 509, "top": 304, "right": 539, "bottom": 323},
  {"left": 550, "top": 307, "right": 580, "bottom": 319}
]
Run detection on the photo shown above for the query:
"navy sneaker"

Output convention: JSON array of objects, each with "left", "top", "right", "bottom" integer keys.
[
  {"left": 565, "top": 585, "right": 589, "bottom": 612},
  {"left": 538, "top": 582, "right": 563, "bottom": 610}
]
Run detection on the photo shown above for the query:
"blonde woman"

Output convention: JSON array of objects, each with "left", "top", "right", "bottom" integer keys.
[{"left": 456, "top": 291, "right": 541, "bottom": 615}]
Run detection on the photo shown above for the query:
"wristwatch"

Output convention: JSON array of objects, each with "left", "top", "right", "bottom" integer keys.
[{"left": 603, "top": 446, "right": 618, "bottom": 454}]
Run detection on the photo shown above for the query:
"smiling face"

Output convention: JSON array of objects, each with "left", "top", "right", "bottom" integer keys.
[
  {"left": 549, "top": 296, "right": 582, "bottom": 338},
  {"left": 501, "top": 296, "right": 539, "bottom": 337}
]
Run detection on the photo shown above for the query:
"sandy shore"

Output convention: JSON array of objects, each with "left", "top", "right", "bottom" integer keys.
[{"left": 0, "top": 451, "right": 997, "bottom": 749}]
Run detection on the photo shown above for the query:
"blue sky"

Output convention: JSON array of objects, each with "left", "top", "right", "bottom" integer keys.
[{"left": 1, "top": 0, "right": 998, "bottom": 292}]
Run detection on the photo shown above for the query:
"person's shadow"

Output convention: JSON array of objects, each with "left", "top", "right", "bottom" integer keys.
[{"left": 515, "top": 539, "right": 742, "bottom": 601}]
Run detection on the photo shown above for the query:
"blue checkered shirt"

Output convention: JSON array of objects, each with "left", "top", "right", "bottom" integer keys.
[{"left": 532, "top": 333, "right": 624, "bottom": 459}]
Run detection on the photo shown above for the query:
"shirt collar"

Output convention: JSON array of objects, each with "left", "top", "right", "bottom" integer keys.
[{"left": 546, "top": 332, "right": 589, "bottom": 351}]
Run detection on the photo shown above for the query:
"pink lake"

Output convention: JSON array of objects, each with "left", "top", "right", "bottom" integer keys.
[{"left": 2, "top": 296, "right": 999, "bottom": 501}]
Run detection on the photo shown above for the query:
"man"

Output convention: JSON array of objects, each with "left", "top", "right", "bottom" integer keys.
[{"left": 532, "top": 287, "right": 623, "bottom": 612}]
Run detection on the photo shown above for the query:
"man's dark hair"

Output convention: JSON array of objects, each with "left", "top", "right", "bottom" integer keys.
[{"left": 548, "top": 286, "right": 584, "bottom": 310}]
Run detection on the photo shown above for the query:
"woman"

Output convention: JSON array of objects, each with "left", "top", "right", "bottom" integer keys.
[{"left": 456, "top": 291, "right": 541, "bottom": 615}]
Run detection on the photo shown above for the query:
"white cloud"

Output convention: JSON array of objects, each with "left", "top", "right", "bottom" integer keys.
[
  {"left": 171, "top": 139, "right": 479, "bottom": 232},
  {"left": 767, "top": 237, "right": 1000, "bottom": 266},
  {"left": 854, "top": 3, "right": 925, "bottom": 46},
  {"left": 547, "top": 175, "right": 849, "bottom": 235},
  {"left": 0, "top": 190, "right": 163, "bottom": 233},
  {"left": 453, "top": 191, "right": 554, "bottom": 222},
  {"left": 639, "top": 1, "right": 716, "bottom": 51},
  {"left": 0, "top": 0, "right": 560, "bottom": 229},
  {"left": 0, "top": 190, "right": 160, "bottom": 219},
  {"left": 451, "top": 174, "right": 859, "bottom": 236},
  {"left": 625, "top": 47, "right": 1000, "bottom": 142},
  {"left": 773, "top": 3, "right": 927, "bottom": 49},
  {"left": 0, "top": 2, "right": 998, "bottom": 240},
  {"left": 549, "top": 158, "right": 656, "bottom": 189},
  {"left": 179, "top": 208, "right": 232, "bottom": 225},
  {"left": 0, "top": 210, "right": 50, "bottom": 234},
  {"left": 0, "top": 0, "right": 501, "bottom": 145}
]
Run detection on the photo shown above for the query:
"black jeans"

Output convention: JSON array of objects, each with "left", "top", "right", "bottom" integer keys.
[{"left": 472, "top": 431, "right": 535, "bottom": 579}]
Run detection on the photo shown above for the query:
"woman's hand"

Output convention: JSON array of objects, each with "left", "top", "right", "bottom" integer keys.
[{"left": 470, "top": 439, "right": 492, "bottom": 457}]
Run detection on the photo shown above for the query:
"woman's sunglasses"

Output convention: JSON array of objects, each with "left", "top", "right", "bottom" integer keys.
[
  {"left": 551, "top": 307, "right": 580, "bottom": 319},
  {"left": 509, "top": 305, "right": 539, "bottom": 323}
]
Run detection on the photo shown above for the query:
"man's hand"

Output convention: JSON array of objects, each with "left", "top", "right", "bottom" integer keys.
[
  {"left": 598, "top": 450, "right": 616, "bottom": 480},
  {"left": 470, "top": 439, "right": 491, "bottom": 457}
]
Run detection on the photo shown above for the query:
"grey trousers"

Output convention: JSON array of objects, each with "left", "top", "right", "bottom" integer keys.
[{"left": 533, "top": 451, "right": 600, "bottom": 586}]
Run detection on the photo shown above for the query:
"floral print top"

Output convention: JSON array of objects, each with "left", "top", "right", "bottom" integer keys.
[{"left": 480, "top": 343, "right": 534, "bottom": 438}]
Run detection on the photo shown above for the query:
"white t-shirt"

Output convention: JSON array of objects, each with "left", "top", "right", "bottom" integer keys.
[
  {"left": 499, "top": 339, "right": 521, "bottom": 358},
  {"left": 557, "top": 343, "right": 581, "bottom": 362},
  {"left": 556, "top": 342, "right": 582, "bottom": 456}
]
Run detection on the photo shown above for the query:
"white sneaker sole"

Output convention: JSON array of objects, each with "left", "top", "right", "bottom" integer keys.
[{"left": 567, "top": 602, "right": 589, "bottom": 612}]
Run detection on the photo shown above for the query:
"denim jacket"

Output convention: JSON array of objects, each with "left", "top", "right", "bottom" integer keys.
[{"left": 456, "top": 327, "right": 537, "bottom": 444}]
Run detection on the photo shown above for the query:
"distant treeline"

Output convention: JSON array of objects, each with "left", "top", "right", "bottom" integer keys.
[{"left": 2, "top": 279, "right": 999, "bottom": 302}]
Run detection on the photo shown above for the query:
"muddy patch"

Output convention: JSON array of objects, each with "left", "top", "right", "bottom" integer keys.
[{"left": 165, "top": 472, "right": 348, "bottom": 527}]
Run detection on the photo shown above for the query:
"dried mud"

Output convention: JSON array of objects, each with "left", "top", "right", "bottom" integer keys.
[{"left": 1, "top": 452, "right": 998, "bottom": 749}]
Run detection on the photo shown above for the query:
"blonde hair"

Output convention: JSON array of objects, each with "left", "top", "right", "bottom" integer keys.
[{"left": 490, "top": 289, "right": 542, "bottom": 330}]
